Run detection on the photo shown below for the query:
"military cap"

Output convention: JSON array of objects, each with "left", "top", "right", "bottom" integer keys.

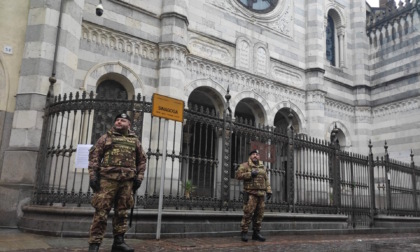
[
  {"left": 114, "top": 113, "right": 131, "bottom": 122},
  {"left": 249, "top": 149, "right": 259, "bottom": 156}
]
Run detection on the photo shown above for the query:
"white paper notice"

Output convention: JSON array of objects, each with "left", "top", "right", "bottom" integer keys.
[{"left": 75, "top": 144, "right": 93, "bottom": 169}]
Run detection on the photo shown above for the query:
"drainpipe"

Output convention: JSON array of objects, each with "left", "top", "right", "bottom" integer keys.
[{"left": 47, "top": 0, "right": 65, "bottom": 102}]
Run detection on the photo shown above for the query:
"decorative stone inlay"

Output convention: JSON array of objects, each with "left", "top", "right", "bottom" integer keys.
[
  {"left": 186, "top": 56, "right": 306, "bottom": 105},
  {"left": 373, "top": 98, "right": 419, "bottom": 118},
  {"left": 188, "top": 38, "right": 233, "bottom": 66},
  {"left": 81, "top": 21, "right": 158, "bottom": 61},
  {"left": 238, "top": 40, "right": 251, "bottom": 70},
  {"left": 325, "top": 99, "right": 355, "bottom": 119},
  {"left": 206, "top": 0, "right": 294, "bottom": 38},
  {"left": 255, "top": 47, "right": 267, "bottom": 75},
  {"left": 271, "top": 64, "right": 303, "bottom": 87},
  {"left": 159, "top": 44, "right": 188, "bottom": 66}
]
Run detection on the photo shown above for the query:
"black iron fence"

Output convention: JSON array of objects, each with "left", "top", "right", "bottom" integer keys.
[{"left": 33, "top": 91, "right": 420, "bottom": 229}]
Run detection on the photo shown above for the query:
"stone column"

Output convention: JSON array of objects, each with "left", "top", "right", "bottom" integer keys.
[
  {"left": 157, "top": 0, "right": 189, "bottom": 99},
  {"left": 354, "top": 106, "right": 372, "bottom": 154},
  {"left": 350, "top": 0, "right": 369, "bottom": 86},
  {"left": 0, "top": 0, "right": 85, "bottom": 227},
  {"left": 305, "top": 89, "right": 326, "bottom": 138},
  {"left": 337, "top": 27, "right": 345, "bottom": 68},
  {"left": 151, "top": 0, "right": 189, "bottom": 194},
  {"left": 305, "top": 0, "right": 326, "bottom": 138}
]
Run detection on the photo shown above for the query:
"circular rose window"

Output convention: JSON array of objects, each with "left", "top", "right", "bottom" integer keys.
[{"left": 237, "top": 0, "right": 279, "bottom": 14}]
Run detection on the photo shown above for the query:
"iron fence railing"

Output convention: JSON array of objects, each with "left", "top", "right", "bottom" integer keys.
[{"left": 33, "top": 91, "right": 420, "bottom": 229}]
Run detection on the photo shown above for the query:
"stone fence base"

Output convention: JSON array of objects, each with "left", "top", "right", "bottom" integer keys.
[{"left": 18, "top": 205, "right": 420, "bottom": 239}]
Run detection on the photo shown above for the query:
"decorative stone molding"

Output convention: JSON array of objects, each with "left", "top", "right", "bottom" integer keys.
[
  {"left": 84, "top": 61, "right": 143, "bottom": 94},
  {"left": 271, "top": 63, "right": 303, "bottom": 88},
  {"left": 81, "top": 21, "right": 158, "bottom": 61},
  {"left": 188, "top": 36, "right": 234, "bottom": 67},
  {"left": 355, "top": 107, "right": 372, "bottom": 123},
  {"left": 159, "top": 43, "right": 189, "bottom": 66},
  {"left": 325, "top": 99, "right": 354, "bottom": 119},
  {"left": 307, "top": 91, "right": 326, "bottom": 104},
  {"left": 206, "top": 0, "right": 294, "bottom": 38},
  {"left": 325, "top": 0, "right": 346, "bottom": 28},
  {"left": 373, "top": 97, "right": 420, "bottom": 118},
  {"left": 366, "top": 0, "right": 419, "bottom": 33},
  {"left": 186, "top": 56, "right": 306, "bottom": 106}
]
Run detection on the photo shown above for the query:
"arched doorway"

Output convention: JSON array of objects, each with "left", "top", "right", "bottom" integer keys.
[
  {"left": 91, "top": 80, "right": 128, "bottom": 142},
  {"left": 231, "top": 98, "right": 265, "bottom": 177},
  {"left": 330, "top": 127, "right": 346, "bottom": 151},
  {"left": 273, "top": 108, "right": 300, "bottom": 134},
  {"left": 184, "top": 87, "right": 224, "bottom": 197}
]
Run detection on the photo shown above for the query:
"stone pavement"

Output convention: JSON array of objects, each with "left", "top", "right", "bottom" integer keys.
[{"left": 2, "top": 228, "right": 420, "bottom": 252}]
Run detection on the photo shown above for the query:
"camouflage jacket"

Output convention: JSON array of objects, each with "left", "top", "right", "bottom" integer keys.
[
  {"left": 235, "top": 158, "right": 272, "bottom": 196},
  {"left": 88, "top": 128, "right": 147, "bottom": 182}
]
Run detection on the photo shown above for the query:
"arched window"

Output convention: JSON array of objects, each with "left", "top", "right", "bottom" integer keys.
[
  {"left": 326, "top": 15, "right": 335, "bottom": 66},
  {"left": 326, "top": 10, "right": 345, "bottom": 68}
]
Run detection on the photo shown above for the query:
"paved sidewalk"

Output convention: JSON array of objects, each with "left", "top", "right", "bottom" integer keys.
[{"left": 2, "top": 228, "right": 420, "bottom": 251}]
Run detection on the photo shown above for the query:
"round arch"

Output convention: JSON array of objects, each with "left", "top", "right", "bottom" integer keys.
[
  {"left": 184, "top": 78, "right": 227, "bottom": 111},
  {"left": 272, "top": 101, "right": 306, "bottom": 133},
  {"left": 83, "top": 61, "right": 144, "bottom": 97},
  {"left": 325, "top": 5, "right": 346, "bottom": 28},
  {"left": 326, "top": 121, "right": 352, "bottom": 148},
  {"left": 231, "top": 91, "right": 269, "bottom": 125}
]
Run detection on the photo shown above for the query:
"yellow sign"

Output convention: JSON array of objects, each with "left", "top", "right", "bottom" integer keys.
[{"left": 152, "top": 93, "right": 184, "bottom": 122}]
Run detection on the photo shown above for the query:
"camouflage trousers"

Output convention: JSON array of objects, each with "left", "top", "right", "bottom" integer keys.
[
  {"left": 240, "top": 194, "right": 265, "bottom": 233},
  {"left": 89, "top": 178, "right": 134, "bottom": 244}
]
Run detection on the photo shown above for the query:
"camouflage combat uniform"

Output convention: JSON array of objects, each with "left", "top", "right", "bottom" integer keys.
[
  {"left": 88, "top": 128, "right": 146, "bottom": 244},
  {"left": 235, "top": 158, "right": 272, "bottom": 233}
]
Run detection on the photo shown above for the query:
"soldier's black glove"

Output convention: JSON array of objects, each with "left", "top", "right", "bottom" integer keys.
[
  {"left": 89, "top": 173, "right": 100, "bottom": 193},
  {"left": 266, "top": 193, "right": 272, "bottom": 201},
  {"left": 133, "top": 179, "right": 142, "bottom": 192},
  {"left": 251, "top": 170, "right": 259, "bottom": 178}
]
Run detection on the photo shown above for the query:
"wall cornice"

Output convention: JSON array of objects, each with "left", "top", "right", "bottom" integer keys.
[{"left": 81, "top": 21, "right": 158, "bottom": 61}]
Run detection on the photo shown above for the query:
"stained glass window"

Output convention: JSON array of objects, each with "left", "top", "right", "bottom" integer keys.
[
  {"left": 237, "top": 0, "right": 278, "bottom": 13},
  {"left": 326, "top": 15, "right": 335, "bottom": 66}
]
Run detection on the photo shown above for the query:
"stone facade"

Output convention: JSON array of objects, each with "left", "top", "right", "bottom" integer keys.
[{"left": 0, "top": 0, "right": 419, "bottom": 227}]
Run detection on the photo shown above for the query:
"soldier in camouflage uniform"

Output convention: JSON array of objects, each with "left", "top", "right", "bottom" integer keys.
[
  {"left": 88, "top": 113, "right": 147, "bottom": 252},
  {"left": 235, "top": 149, "right": 272, "bottom": 242}
]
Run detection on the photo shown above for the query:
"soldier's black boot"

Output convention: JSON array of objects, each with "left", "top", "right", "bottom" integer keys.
[
  {"left": 241, "top": 232, "right": 248, "bottom": 242},
  {"left": 252, "top": 231, "right": 266, "bottom": 242},
  {"left": 88, "top": 243, "right": 100, "bottom": 252},
  {"left": 112, "top": 235, "right": 134, "bottom": 252}
]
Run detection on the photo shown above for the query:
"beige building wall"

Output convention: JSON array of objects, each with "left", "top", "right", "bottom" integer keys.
[
  {"left": 0, "top": 0, "right": 30, "bottom": 228},
  {"left": 0, "top": 0, "right": 30, "bottom": 112}
]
